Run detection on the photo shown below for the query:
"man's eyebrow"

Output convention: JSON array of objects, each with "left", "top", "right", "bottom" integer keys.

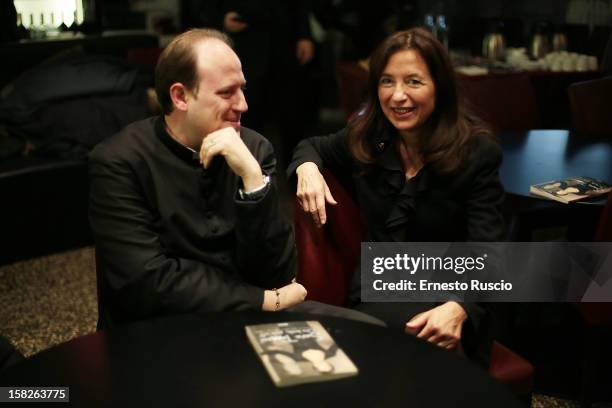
[
  {"left": 216, "top": 85, "right": 235, "bottom": 93},
  {"left": 216, "top": 82, "right": 247, "bottom": 93}
]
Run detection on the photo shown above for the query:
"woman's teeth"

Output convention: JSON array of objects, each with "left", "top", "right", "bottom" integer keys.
[{"left": 393, "top": 107, "right": 414, "bottom": 114}]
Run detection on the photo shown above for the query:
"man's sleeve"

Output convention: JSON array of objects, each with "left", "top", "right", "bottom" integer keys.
[
  {"left": 89, "top": 147, "right": 264, "bottom": 323},
  {"left": 234, "top": 139, "right": 297, "bottom": 289}
]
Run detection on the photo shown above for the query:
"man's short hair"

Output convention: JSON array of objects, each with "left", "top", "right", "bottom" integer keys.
[{"left": 155, "top": 29, "right": 233, "bottom": 115}]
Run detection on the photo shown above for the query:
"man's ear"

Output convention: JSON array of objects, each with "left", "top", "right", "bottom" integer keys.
[{"left": 169, "top": 83, "right": 189, "bottom": 111}]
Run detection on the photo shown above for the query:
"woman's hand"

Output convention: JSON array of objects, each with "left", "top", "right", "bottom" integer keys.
[
  {"left": 405, "top": 301, "right": 468, "bottom": 350},
  {"left": 295, "top": 162, "right": 337, "bottom": 227},
  {"left": 262, "top": 282, "right": 307, "bottom": 311}
]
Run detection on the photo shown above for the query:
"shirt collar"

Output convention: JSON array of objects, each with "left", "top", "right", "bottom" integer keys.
[{"left": 155, "top": 116, "right": 201, "bottom": 165}]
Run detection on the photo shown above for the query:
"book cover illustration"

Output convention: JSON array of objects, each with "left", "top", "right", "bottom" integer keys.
[
  {"left": 530, "top": 176, "right": 611, "bottom": 203},
  {"left": 245, "top": 320, "right": 358, "bottom": 387}
]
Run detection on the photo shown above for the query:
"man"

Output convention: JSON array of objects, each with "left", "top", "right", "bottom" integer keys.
[{"left": 89, "top": 29, "right": 306, "bottom": 329}]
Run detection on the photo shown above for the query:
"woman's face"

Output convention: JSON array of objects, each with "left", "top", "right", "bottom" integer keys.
[{"left": 377, "top": 49, "right": 436, "bottom": 136}]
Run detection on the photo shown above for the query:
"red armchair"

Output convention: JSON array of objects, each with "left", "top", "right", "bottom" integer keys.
[{"left": 294, "top": 170, "right": 534, "bottom": 400}]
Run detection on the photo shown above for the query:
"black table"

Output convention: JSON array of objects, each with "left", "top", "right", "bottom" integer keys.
[
  {"left": 500, "top": 129, "right": 612, "bottom": 201},
  {"left": 499, "top": 130, "right": 612, "bottom": 240},
  {"left": 0, "top": 312, "right": 521, "bottom": 408}
]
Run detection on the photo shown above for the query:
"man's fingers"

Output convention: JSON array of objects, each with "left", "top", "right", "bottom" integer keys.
[
  {"left": 201, "top": 144, "right": 221, "bottom": 168},
  {"left": 200, "top": 136, "right": 221, "bottom": 168},
  {"left": 201, "top": 149, "right": 211, "bottom": 168}
]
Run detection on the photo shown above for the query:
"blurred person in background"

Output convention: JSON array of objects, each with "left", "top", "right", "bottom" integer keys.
[{"left": 182, "top": 0, "right": 317, "bottom": 163}]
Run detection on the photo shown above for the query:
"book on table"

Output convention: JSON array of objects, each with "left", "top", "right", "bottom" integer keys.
[
  {"left": 529, "top": 176, "right": 611, "bottom": 203},
  {"left": 245, "top": 320, "right": 358, "bottom": 387}
]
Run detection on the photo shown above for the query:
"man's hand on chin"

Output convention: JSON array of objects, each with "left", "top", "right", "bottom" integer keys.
[{"left": 199, "top": 127, "right": 263, "bottom": 191}]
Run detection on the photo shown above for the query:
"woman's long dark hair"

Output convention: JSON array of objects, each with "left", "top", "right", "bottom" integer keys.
[{"left": 348, "top": 28, "right": 491, "bottom": 174}]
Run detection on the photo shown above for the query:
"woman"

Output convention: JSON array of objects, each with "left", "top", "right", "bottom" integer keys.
[{"left": 288, "top": 28, "right": 504, "bottom": 361}]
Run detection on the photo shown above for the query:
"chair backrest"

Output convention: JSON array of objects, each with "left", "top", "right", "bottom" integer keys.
[
  {"left": 457, "top": 73, "right": 541, "bottom": 132},
  {"left": 574, "top": 192, "right": 612, "bottom": 326},
  {"left": 294, "top": 170, "right": 366, "bottom": 306},
  {"left": 603, "top": 31, "right": 612, "bottom": 74},
  {"left": 594, "top": 192, "right": 612, "bottom": 242},
  {"left": 568, "top": 76, "right": 612, "bottom": 133},
  {"left": 335, "top": 61, "right": 369, "bottom": 121}
]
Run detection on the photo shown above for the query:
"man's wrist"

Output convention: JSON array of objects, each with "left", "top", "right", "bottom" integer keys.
[
  {"left": 241, "top": 165, "right": 264, "bottom": 192},
  {"left": 238, "top": 174, "right": 270, "bottom": 201}
]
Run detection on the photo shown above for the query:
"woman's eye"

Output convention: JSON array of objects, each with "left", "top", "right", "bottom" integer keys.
[
  {"left": 406, "top": 79, "right": 423, "bottom": 86},
  {"left": 379, "top": 78, "right": 393, "bottom": 86}
]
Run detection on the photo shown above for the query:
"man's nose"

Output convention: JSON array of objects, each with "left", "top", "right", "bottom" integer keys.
[{"left": 235, "top": 89, "right": 248, "bottom": 113}]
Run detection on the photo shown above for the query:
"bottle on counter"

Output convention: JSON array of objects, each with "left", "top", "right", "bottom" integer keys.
[
  {"left": 67, "top": 10, "right": 80, "bottom": 33},
  {"left": 58, "top": 12, "right": 69, "bottom": 32},
  {"left": 47, "top": 12, "right": 62, "bottom": 36},
  {"left": 436, "top": 14, "right": 449, "bottom": 49},
  {"left": 29, "top": 13, "right": 43, "bottom": 39},
  {"left": 423, "top": 13, "right": 436, "bottom": 37},
  {"left": 16, "top": 13, "right": 30, "bottom": 40}
]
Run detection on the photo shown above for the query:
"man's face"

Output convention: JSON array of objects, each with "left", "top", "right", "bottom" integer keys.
[{"left": 185, "top": 40, "right": 248, "bottom": 139}]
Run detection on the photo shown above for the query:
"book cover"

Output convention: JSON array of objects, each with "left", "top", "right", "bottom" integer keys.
[
  {"left": 245, "top": 321, "right": 358, "bottom": 387},
  {"left": 530, "top": 176, "right": 611, "bottom": 204}
]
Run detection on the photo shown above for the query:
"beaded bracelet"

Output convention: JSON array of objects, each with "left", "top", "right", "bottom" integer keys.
[{"left": 273, "top": 288, "right": 280, "bottom": 311}]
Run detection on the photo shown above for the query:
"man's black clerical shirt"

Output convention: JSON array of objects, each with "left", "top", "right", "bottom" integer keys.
[{"left": 89, "top": 117, "right": 296, "bottom": 328}]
